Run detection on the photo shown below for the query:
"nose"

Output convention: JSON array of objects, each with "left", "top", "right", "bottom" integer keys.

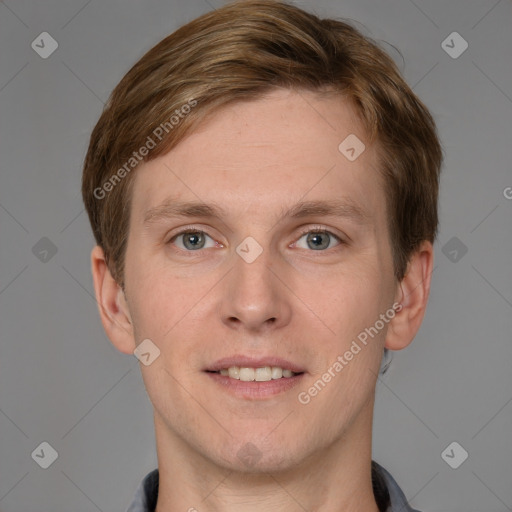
[{"left": 219, "top": 241, "right": 292, "bottom": 334}]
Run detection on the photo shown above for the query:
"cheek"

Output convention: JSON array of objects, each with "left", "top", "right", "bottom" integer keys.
[
  {"left": 301, "top": 267, "right": 393, "bottom": 387},
  {"left": 312, "top": 264, "right": 387, "bottom": 329},
  {"left": 126, "top": 256, "right": 190, "bottom": 338}
]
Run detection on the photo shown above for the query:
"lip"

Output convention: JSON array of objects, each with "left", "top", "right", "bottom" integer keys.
[
  {"left": 205, "top": 371, "right": 305, "bottom": 400},
  {"left": 204, "top": 355, "right": 305, "bottom": 373}
]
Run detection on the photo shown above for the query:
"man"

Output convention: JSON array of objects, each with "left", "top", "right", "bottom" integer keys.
[{"left": 81, "top": 1, "right": 442, "bottom": 511}]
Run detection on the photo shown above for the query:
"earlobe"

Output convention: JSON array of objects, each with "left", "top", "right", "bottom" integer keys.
[
  {"left": 90, "top": 245, "right": 136, "bottom": 355},
  {"left": 385, "top": 241, "right": 434, "bottom": 351}
]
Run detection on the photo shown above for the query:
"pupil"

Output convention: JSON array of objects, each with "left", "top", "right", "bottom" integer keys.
[
  {"left": 186, "top": 232, "right": 203, "bottom": 249},
  {"left": 309, "top": 232, "right": 328, "bottom": 250}
]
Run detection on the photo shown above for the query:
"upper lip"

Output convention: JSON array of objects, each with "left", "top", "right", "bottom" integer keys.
[{"left": 205, "top": 355, "right": 305, "bottom": 373}]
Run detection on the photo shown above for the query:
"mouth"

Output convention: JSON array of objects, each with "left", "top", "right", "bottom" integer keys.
[
  {"left": 203, "top": 356, "right": 305, "bottom": 399},
  {"left": 207, "top": 366, "right": 302, "bottom": 381}
]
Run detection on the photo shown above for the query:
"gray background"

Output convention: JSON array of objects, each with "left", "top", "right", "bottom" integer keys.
[{"left": 0, "top": 0, "right": 511, "bottom": 511}]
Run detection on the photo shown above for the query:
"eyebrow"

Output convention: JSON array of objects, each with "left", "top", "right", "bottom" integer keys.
[{"left": 143, "top": 197, "right": 370, "bottom": 227}]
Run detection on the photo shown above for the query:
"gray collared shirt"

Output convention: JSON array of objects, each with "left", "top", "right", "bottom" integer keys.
[{"left": 125, "top": 460, "right": 421, "bottom": 512}]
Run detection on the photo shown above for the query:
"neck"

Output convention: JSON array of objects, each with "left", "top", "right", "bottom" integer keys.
[{"left": 154, "top": 398, "right": 380, "bottom": 512}]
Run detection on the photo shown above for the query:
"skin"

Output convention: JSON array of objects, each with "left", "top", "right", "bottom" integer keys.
[{"left": 91, "top": 88, "right": 433, "bottom": 512}]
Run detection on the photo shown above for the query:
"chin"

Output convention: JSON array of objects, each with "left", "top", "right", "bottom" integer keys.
[
  {"left": 228, "top": 451, "right": 295, "bottom": 474},
  {"left": 210, "top": 436, "right": 305, "bottom": 474}
]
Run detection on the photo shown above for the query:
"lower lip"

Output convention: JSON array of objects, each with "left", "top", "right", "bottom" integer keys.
[{"left": 205, "top": 371, "right": 305, "bottom": 400}]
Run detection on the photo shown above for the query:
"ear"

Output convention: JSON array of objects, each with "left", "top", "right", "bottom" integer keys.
[
  {"left": 385, "top": 241, "right": 434, "bottom": 351},
  {"left": 90, "top": 245, "right": 136, "bottom": 355}
]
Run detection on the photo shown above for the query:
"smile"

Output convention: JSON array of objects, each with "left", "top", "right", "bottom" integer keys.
[{"left": 212, "top": 366, "right": 301, "bottom": 381}]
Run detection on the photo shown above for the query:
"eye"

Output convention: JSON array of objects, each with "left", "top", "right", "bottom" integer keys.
[
  {"left": 168, "top": 229, "right": 218, "bottom": 251},
  {"left": 167, "top": 226, "right": 343, "bottom": 253},
  {"left": 294, "top": 228, "right": 342, "bottom": 251}
]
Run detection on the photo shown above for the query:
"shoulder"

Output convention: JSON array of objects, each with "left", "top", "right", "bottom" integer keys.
[
  {"left": 125, "top": 468, "right": 159, "bottom": 512},
  {"left": 373, "top": 460, "right": 422, "bottom": 512}
]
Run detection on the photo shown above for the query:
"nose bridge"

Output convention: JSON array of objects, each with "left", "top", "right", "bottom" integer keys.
[
  {"left": 241, "top": 240, "right": 273, "bottom": 280},
  {"left": 232, "top": 236, "right": 276, "bottom": 303},
  {"left": 220, "top": 235, "right": 290, "bottom": 331}
]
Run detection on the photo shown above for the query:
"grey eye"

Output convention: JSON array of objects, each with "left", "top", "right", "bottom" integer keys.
[
  {"left": 173, "top": 231, "right": 215, "bottom": 251},
  {"left": 296, "top": 231, "right": 340, "bottom": 251}
]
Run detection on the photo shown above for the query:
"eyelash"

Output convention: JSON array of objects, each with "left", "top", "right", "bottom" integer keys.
[
  {"left": 295, "top": 226, "right": 343, "bottom": 250},
  {"left": 166, "top": 225, "right": 344, "bottom": 253}
]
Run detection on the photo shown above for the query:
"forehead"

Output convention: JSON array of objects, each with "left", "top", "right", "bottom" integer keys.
[{"left": 130, "top": 88, "right": 384, "bottom": 223}]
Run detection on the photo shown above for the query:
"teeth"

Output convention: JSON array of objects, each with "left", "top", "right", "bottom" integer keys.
[
  {"left": 255, "top": 367, "right": 272, "bottom": 381},
  {"left": 217, "top": 366, "right": 298, "bottom": 381},
  {"left": 228, "top": 367, "right": 240, "bottom": 379},
  {"left": 239, "top": 367, "right": 255, "bottom": 381},
  {"left": 271, "top": 367, "right": 283, "bottom": 379}
]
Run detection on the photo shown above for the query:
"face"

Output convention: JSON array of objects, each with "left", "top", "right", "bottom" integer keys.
[{"left": 122, "top": 88, "right": 400, "bottom": 472}]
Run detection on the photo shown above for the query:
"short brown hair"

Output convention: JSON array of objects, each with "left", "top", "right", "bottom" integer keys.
[{"left": 82, "top": 0, "right": 443, "bottom": 290}]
